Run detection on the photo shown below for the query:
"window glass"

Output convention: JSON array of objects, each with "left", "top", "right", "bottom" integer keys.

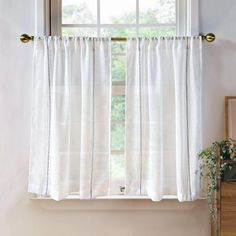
[
  {"left": 62, "top": 0, "right": 97, "bottom": 24},
  {"left": 100, "top": 28, "right": 136, "bottom": 37},
  {"left": 139, "top": 0, "right": 176, "bottom": 24},
  {"left": 61, "top": 0, "right": 176, "bottom": 37},
  {"left": 62, "top": 27, "right": 97, "bottom": 36},
  {"left": 100, "top": 0, "right": 136, "bottom": 24},
  {"left": 139, "top": 27, "right": 176, "bottom": 37}
]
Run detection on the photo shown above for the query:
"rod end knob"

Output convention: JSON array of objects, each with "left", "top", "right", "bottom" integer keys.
[
  {"left": 203, "top": 33, "right": 216, "bottom": 42},
  {"left": 20, "top": 34, "right": 33, "bottom": 43}
]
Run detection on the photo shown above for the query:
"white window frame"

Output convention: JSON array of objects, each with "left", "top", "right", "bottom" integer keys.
[{"left": 35, "top": 0, "right": 199, "bottom": 36}]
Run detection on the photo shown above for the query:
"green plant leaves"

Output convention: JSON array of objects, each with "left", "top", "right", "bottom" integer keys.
[{"left": 197, "top": 139, "right": 236, "bottom": 222}]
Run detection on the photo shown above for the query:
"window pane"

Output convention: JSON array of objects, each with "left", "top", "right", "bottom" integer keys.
[
  {"left": 111, "top": 123, "right": 125, "bottom": 150},
  {"left": 101, "top": 28, "right": 136, "bottom": 37},
  {"left": 100, "top": 0, "right": 136, "bottom": 24},
  {"left": 62, "top": 27, "right": 97, "bottom": 36},
  {"left": 112, "top": 42, "right": 126, "bottom": 54},
  {"left": 112, "top": 55, "right": 126, "bottom": 82},
  {"left": 139, "top": 0, "right": 176, "bottom": 24},
  {"left": 139, "top": 27, "right": 176, "bottom": 37},
  {"left": 111, "top": 155, "right": 125, "bottom": 180},
  {"left": 112, "top": 96, "right": 125, "bottom": 121},
  {"left": 62, "top": 0, "right": 97, "bottom": 24}
]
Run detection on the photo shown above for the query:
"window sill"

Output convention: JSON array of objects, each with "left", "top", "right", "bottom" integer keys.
[
  {"left": 29, "top": 193, "right": 206, "bottom": 211},
  {"left": 30, "top": 193, "right": 179, "bottom": 200}
]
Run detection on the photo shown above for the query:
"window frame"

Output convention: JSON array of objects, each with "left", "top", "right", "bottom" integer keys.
[{"left": 34, "top": 0, "right": 199, "bottom": 36}]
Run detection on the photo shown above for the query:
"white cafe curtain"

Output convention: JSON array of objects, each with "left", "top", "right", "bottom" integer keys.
[
  {"left": 125, "top": 37, "right": 202, "bottom": 201},
  {"left": 28, "top": 37, "right": 111, "bottom": 200},
  {"left": 29, "top": 36, "right": 202, "bottom": 201}
]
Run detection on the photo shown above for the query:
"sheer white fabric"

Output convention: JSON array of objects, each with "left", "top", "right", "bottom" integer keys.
[
  {"left": 125, "top": 37, "right": 202, "bottom": 201},
  {"left": 29, "top": 37, "right": 111, "bottom": 200}
]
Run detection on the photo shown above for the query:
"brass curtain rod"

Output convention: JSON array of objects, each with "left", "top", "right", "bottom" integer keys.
[{"left": 20, "top": 33, "right": 216, "bottom": 43}]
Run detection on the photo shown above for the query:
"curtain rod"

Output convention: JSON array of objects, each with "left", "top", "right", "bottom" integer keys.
[{"left": 20, "top": 33, "right": 216, "bottom": 43}]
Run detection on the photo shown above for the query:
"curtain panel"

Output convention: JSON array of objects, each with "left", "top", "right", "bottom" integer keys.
[
  {"left": 29, "top": 37, "right": 111, "bottom": 200},
  {"left": 125, "top": 37, "right": 202, "bottom": 201},
  {"left": 29, "top": 36, "right": 202, "bottom": 201}
]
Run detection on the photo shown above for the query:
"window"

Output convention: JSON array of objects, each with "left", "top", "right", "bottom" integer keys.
[
  {"left": 38, "top": 0, "right": 196, "bottom": 196},
  {"left": 51, "top": 0, "right": 177, "bottom": 37}
]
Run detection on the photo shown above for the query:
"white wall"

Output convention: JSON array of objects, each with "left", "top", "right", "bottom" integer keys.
[
  {"left": 1, "top": 0, "right": 236, "bottom": 235},
  {"left": 200, "top": 0, "right": 236, "bottom": 145}
]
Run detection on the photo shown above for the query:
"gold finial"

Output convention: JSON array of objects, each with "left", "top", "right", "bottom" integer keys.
[
  {"left": 202, "top": 33, "right": 215, "bottom": 42},
  {"left": 20, "top": 34, "right": 34, "bottom": 43}
]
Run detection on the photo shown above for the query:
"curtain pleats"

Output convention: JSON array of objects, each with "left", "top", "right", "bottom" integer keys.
[
  {"left": 29, "top": 36, "right": 202, "bottom": 201},
  {"left": 28, "top": 38, "right": 50, "bottom": 195},
  {"left": 29, "top": 37, "right": 111, "bottom": 200},
  {"left": 125, "top": 38, "right": 202, "bottom": 201}
]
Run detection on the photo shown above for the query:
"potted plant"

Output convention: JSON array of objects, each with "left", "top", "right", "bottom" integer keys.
[{"left": 197, "top": 139, "right": 236, "bottom": 221}]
